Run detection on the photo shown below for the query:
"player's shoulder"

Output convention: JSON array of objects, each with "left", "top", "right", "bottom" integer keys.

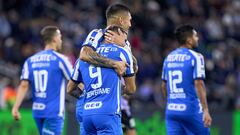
[
  {"left": 52, "top": 51, "right": 70, "bottom": 62},
  {"left": 188, "top": 49, "right": 203, "bottom": 59},
  {"left": 27, "top": 50, "right": 46, "bottom": 62},
  {"left": 88, "top": 28, "right": 104, "bottom": 36},
  {"left": 117, "top": 45, "right": 132, "bottom": 57}
]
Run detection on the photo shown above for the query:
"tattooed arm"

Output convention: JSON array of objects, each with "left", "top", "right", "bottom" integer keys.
[{"left": 80, "top": 46, "right": 127, "bottom": 76}]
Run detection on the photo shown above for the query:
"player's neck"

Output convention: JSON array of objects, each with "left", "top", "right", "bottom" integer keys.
[
  {"left": 102, "top": 40, "right": 111, "bottom": 44},
  {"left": 45, "top": 43, "right": 57, "bottom": 51}
]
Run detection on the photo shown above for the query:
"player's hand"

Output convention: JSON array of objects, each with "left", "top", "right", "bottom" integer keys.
[
  {"left": 12, "top": 107, "right": 21, "bottom": 121},
  {"left": 203, "top": 110, "right": 212, "bottom": 127},
  {"left": 113, "top": 61, "right": 128, "bottom": 76},
  {"left": 105, "top": 28, "right": 127, "bottom": 47}
]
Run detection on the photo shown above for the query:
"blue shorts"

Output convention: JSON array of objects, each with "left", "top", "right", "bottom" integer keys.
[
  {"left": 82, "top": 114, "right": 123, "bottom": 135},
  {"left": 34, "top": 117, "right": 64, "bottom": 135},
  {"left": 166, "top": 113, "right": 210, "bottom": 135},
  {"left": 76, "top": 107, "right": 85, "bottom": 135}
]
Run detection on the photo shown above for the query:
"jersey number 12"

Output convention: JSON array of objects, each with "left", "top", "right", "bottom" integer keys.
[{"left": 168, "top": 70, "right": 184, "bottom": 93}]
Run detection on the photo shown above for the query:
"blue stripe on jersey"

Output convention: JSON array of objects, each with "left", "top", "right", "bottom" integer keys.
[{"left": 91, "top": 31, "right": 98, "bottom": 38}]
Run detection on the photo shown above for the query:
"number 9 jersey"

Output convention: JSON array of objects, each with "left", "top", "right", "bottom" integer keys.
[
  {"left": 161, "top": 48, "right": 205, "bottom": 115},
  {"left": 20, "top": 50, "right": 73, "bottom": 118}
]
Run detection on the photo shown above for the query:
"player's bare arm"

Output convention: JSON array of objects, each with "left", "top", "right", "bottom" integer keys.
[
  {"left": 80, "top": 46, "right": 127, "bottom": 76},
  {"left": 67, "top": 80, "right": 84, "bottom": 99},
  {"left": 123, "top": 76, "right": 136, "bottom": 94},
  {"left": 195, "top": 79, "right": 212, "bottom": 127},
  {"left": 132, "top": 55, "right": 138, "bottom": 74},
  {"left": 161, "top": 81, "right": 167, "bottom": 101},
  {"left": 12, "top": 80, "right": 30, "bottom": 120}
]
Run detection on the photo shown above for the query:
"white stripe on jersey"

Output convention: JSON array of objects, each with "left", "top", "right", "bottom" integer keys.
[
  {"left": 83, "top": 29, "right": 104, "bottom": 49},
  {"left": 189, "top": 50, "right": 205, "bottom": 79},
  {"left": 53, "top": 52, "right": 73, "bottom": 80},
  {"left": 117, "top": 79, "right": 121, "bottom": 114},
  {"left": 59, "top": 62, "right": 71, "bottom": 80},
  {"left": 120, "top": 47, "right": 134, "bottom": 74},
  {"left": 21, "top": 61, "right": 29, "bottom": 80},
  {"left": 72, "top": 61, "right": 80, "bottom": 81},
  {"left": 58, "top": 78, "right": 65, "bottom": 117}
]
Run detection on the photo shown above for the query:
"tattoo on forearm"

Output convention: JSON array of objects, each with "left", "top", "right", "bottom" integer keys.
[{"left": 87, "top": 49, "right": 113, "bottom": 68}]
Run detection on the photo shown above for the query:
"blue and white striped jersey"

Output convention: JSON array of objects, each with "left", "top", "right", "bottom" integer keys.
[
  {"left": 75, "top": 43, "right": 134, "bottom": 115},
  {"left": 162, "top": 48, "right": 205, "bottom": 115},
  {"left": 21, "top": 49, "right": 73, "bottom": 118},
  {"left": 82, "top": 28, "right": 131, "bottom": 51}
]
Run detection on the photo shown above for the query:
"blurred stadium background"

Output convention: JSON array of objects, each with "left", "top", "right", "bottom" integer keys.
[{"left": 0, "top": 0, "right": 239, "bottom": 135}]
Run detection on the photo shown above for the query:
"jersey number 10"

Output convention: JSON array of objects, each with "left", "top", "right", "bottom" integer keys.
[{"left": 33, "top": 70, "right": 48, "bottom": 92}]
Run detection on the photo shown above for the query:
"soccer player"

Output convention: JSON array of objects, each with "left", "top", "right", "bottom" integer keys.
[
  {"left": 67, "top": 61, "right": 85, "bottom": 135},
  {"left": 78, "top": 3, "right": 138, "bottom": 134},
  {"left": 79, "top": 3, "right": 133, "bottom": 76},
  {"left": 80, "top": 25, "right": 136, "bottom": 134},
  {"left": 161, "top": 25, "right": 212, "bottom": 135},
  {"left": 12, "top": 26, "right": 73, "bottom": 135}
]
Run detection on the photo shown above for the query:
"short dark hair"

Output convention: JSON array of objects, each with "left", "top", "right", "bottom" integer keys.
[
  {"left": 106, "top": 3, "right": 130, "bottom": 19},
  {"left": 40, "top": 26, "right": 59, "bottom": 44},
  {"left": 175, "top": 25, "right": 194, "bottom": 44},
  {"left": 107, "top": 25, "right": 126, "bottom": 35}
]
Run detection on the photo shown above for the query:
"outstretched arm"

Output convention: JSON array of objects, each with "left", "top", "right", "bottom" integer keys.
[
  {"left": 12, "top": 80, "right": 29, "bottom": 120},
  {"left": 195, "top": 79, "right": 212, "bottom": 127}
]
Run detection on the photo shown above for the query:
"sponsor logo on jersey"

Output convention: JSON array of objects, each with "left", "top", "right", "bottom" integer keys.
[
  {"left": 167, "top": 103, "right": 186, "bottom": 111},
  {"left": 33, "top": 102, "right": 46, "bottom": 110},
  {"left": 84, "top": 101, "right": 102, "bottom": 110}
]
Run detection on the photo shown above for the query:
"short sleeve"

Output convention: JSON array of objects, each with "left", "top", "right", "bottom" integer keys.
[
  {"left": 20, "top": 60, "right": 30, "bottom": 80},
  {"left": 82, "top": 29, "right": 104, "bottom": 51},
  {"left": 71, "top": 59, "right": 83, "bottom": 83},
  {"left": 59, "top": 56, "right": 73, "bottom": 80},
  {"left": 193, "top": 53, "right": 205, "bottom": 80},
  {"left": 120, "top": 48, "right": 134, "bottom": 77},
  {"left": 161, "top": 59, "right": 167, "bottom": 81}
]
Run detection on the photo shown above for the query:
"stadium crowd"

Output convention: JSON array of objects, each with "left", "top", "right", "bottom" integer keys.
[{"left": 0, "top": 0, "right": 239, "bottom": 112}]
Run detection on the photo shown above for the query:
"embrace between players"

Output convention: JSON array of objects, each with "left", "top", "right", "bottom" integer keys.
[{"left": 12, "top": 3, "right": 212, "bottom": 135}]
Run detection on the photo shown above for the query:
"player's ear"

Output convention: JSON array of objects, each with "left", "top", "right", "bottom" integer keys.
[
  {"left": 186, "top": 37, "right": 192, "bottom": 45},
  {"left": 118, "top": 16, "right": 124, "bottom": 26},
  {"left": 52, "top": 36, "right": 57, "bottom": 43}
]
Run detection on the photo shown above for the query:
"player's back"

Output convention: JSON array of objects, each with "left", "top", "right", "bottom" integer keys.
[
  {"left": 162, "top": 47, "right": 205, "bottom": 115},
  {"left": 80, "top": 43, "right": 133, "bottom": 116},
  {"left": 22, "top": 50, "right": 72, "bottom": 118}
]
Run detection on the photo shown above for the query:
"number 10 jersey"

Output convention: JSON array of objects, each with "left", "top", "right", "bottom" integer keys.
[{"left": 21, "top": 50, "right": 73, "bottom": 118}]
